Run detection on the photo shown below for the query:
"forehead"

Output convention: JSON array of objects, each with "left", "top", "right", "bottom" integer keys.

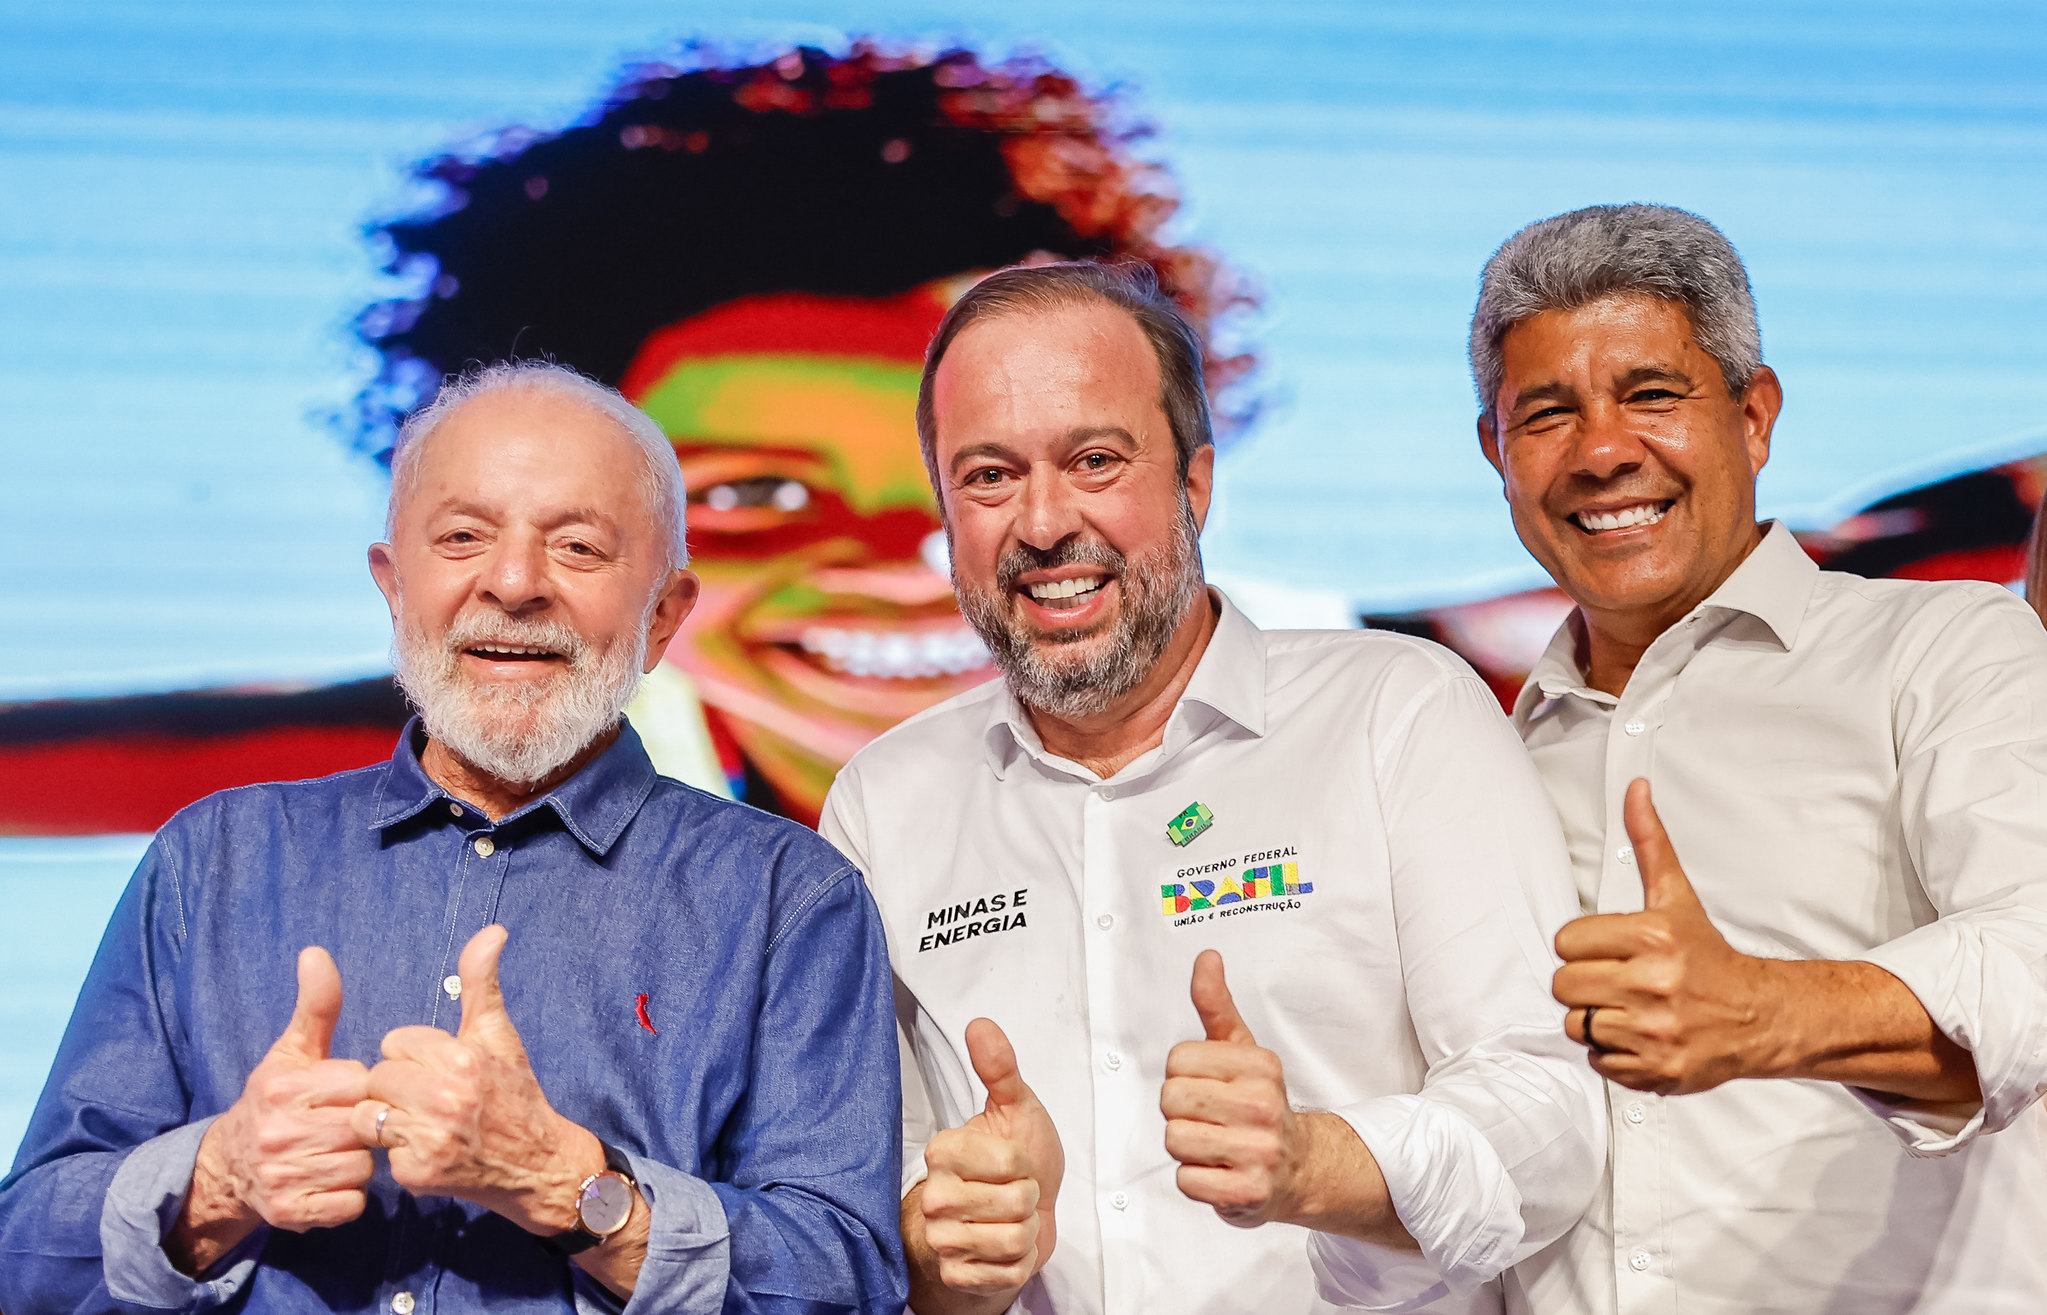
[
  {"left": 1499, "top": 294, "right": 1705, "bottom": 380},
  {"left": 932, "top": 300, "right": 1164, "bottom": 438},
  {"left": 401, "top": 388, "right": 651, "bottom": 524}
]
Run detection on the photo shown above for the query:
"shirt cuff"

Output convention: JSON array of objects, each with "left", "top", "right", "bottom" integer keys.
[
  {"left": 1841, "top": 1085, "right": 1986, "bottom": 1155},
  {"left": 607, "top": 1151, "right": 731, "bottom": 1315},
  {"left": 1307, "top": 1095, "right": 1523, "bottom": 1313},
  {"left": 100, "top": 1116, "right": 263, "bottom": 1310},
  {"left": 1854, "top": 939, "right": 2005, "bottom": 1153}
]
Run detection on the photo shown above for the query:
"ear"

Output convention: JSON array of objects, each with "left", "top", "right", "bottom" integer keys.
[
  {"left": 642, "top": 568, "right": 701, "bottom": 673},
  {"left": 1740, "top": 365, "right": 1782, "bottom": 479},
  {"left": 1477, "top": 413, "right": 1505, "bottom": 479},
  {"left": 1185, "top": 443, "right": 1217, "bottom": 534},
  {"left": 367, "top": 543, "right": 401, "bottom": 622}
]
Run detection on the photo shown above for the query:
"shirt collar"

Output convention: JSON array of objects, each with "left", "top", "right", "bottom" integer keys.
[
  {"left": 981, "top": 586, "right": 1267, "bottom": 779},
  {"left": 1513, "top": 520, "right": 1818, "bottom": 726},
  {"left": 1696, "top": 519, "right": 1817, "bottom": 651},
  {"left": 367, "top": 716, "right": 659, "bottom": 856}
]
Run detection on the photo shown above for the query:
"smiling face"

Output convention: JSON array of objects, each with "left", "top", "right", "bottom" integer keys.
[
  {"left": 931, "top": 298, "right": 1212, "bottom": 719},
  {"left": 620, "top": 288, "right": 993, "bottom": 819},
  {"left": 369, "top": 385, "right": 695, "bottom": 787},
  {"left": 1479, "top": 294, "right": 1781, "bottom": 649}
]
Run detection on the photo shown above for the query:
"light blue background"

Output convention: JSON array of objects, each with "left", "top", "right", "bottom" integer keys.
[{"left": 4, "top": 0, "right": 2044, "bottom": 1161}]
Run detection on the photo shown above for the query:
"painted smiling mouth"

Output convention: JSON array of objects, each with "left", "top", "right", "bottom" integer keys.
[
  {"left": 1023, "top": 576, "right": 1109, "bottom": 609},
  {"left": 1572, "top": 501, "right": 1673, "bottom": 533},
  {"left": 795, "top": 625, "right": 992, "bottom": 679}
]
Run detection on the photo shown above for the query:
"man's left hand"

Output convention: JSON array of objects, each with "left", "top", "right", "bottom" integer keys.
[
  {"left": 352, "top": 925, "right": 604, "bottom": 1235},
  {"left": 1552, "top": 778, "right": 1782, "bottom": 1095},
  {"left": 1161, "top": 949, "right": 1306, "bottom": 1227}
]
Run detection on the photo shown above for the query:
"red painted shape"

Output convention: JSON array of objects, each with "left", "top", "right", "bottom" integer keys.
[
  {"left": 634, "top": 993, "right": 658, "bottom": 1035},
  {"left": 0, "top": 726, "right": 398, "bottom": 836},
  {"left": 1889, "top": 544, "right": 2026, "bottom": 584},
  {"left": 618, "top": 288, "right": 949, "bottom": 399}
]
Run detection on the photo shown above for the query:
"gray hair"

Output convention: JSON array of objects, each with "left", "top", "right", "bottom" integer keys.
[
  {"left": 1469, "top": 204, "right": 1762, "bottom": 416},
  {"left": 386, "top": 361, "right": 687, "bottom": 568},
  {"left": 916, "top": 260, "right": 1212, "bottom": 481}
]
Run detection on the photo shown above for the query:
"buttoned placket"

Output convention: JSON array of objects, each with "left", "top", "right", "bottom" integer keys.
[
  {"left": 1600, "top": 611, "right": 1719, "bottom": 1315},
  {"left": 1080, "top": 772, "right": 1136, "bottom": 1314},
  {"left": 382, "top": 802, "right": 516, "bottom": 1315}
]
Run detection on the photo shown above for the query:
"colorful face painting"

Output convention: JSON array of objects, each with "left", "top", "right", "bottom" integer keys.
[
  {"left": 349, "top": 43, "right": 1257, "bottom": 823},
  {"left": 618, "top": 286, "right": 986, "bottom": 812}
]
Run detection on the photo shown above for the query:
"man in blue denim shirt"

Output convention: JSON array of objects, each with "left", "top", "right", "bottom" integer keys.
[{"left": 0, "top": 362, "right": 907, "bottom": 1313}]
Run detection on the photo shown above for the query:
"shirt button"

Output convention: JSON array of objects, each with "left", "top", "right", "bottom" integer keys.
[
  {"left": 1096, "top": 913, "right": 1115, "bottom": 930},
  {"left": 392, "top": 1294, "right": 416, "bottom": 1315},
  {"left": 1104, "top": 1051, "right": 1123, "bottom": 1071},
  {"left": 1098, "top": 785, "right": 1115, "bottom": 800},
  {"left": 442, "top": 974, "right": 462, "bottom": 1000},
  {"left": 448, "top": 802, "right": 464, "bottom": 817},
  {"left": 1110, "top": 1191, "right": 1129, "bottom": 1210},
  {"left": 473, "top": 836, "right": 495, "bottom": 857},
  {"left": 1618, "top": 844, "right": 1635, "bottom": 866},
  {"left": 1629, "top": 1250, "right": 1652, "bottom": 1272},
  {"left": 1623, "top": 720, "right": 1645, "bottom": 736},
  {"left": 1625, "top": 1101, "right": 1646, "bottom": 1125}
]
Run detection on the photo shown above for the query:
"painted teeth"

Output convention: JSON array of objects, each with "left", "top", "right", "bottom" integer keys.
[
  {"left": 798, "top": 626, "right": 992, "bottom": 679},
  {"left": 1026, "top": 577, "right": 1106, "bottom": 601},
  {"left": 1577, "top": 504, "right": 1668, "bottom": 532}
]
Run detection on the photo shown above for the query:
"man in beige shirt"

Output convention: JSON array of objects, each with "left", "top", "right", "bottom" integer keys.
[{"left": 1469, "top": 203, "right": 2047, "bottom": 1314}]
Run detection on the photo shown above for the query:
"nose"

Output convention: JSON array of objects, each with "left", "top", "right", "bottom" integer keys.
[
  {"left": 1574, "top": 402, "right": 1650, "bottom": 483},
  {"left": 475, "top": 532, "right": 552, "bottom": 614},
  {"left": 1015, "top": 461, "right": 1086, "bottom": 552}
]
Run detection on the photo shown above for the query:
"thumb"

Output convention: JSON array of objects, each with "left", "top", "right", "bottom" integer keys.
[
  {"left": 1623, "top": 778, "right": 1697, "bottom": 910},
  {"left": 966, "top": 1017, "right": 1028, "bottom": 1113},
  {"left": 271, "top": 946, "right": 343, "bottom": 1064},
  {"left": 1190, "top": 949, "right": 1254, "bottom": 1045},
  {"left": 455, "top": 924, "right": 513, "bottom": 1044}
]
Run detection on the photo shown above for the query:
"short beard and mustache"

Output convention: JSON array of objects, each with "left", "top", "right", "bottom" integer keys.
[
  {"left": 954, "top": 498, "right": 1205, "bottom": 721},
  {"left": 390, "top": 605, "right": 646, "bottom": 788}
]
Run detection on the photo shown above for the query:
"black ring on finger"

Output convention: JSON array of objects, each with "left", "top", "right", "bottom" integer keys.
[{"left": 1582, "top": 1005, "right": 1614, "bottom": 1056}]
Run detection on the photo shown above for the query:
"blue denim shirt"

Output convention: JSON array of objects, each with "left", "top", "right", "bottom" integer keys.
[{"left": 0, "top": 719, "right": 906, "bottom": 1314}]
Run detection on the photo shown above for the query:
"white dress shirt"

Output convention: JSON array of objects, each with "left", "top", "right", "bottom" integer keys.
[
  {"left": 1508, "top": 522, "right": 2047, "bottom": 1315},
  {"left": 820, "top": 590, "right": 1605, "bottom": 1314}
]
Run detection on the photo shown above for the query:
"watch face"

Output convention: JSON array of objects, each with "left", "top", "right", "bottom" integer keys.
[{"left": 578, "top": 1172, "right": 634, "bottom": 1237}]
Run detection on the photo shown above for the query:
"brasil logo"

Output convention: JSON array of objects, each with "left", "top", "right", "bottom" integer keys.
[
  {"left": 1161, "top": 861, "right": 1312, "bottom": 915},
  {"left": 1166, "top": 801, "right": 1214, "bottom": 847}
]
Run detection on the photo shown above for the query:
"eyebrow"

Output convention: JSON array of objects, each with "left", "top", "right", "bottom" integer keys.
[
  {"left": 429, "top": 498, "right": 621, "bottom": 535},
  {"left": 945, "top": 425, "right": 1140, "bottom": 477},
  {"left": 1615, "top": 364, "right": 1697, "bottom": 391}
]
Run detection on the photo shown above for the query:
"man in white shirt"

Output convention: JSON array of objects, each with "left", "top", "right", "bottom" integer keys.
[
  {"left": 1469, "top": 203, "right": 2047, "bottom": 1314},
  {"left": 819, "top": 260, "right": 1606, "bottom": 1314}
]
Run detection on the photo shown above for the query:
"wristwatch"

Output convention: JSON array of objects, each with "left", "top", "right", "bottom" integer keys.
[{"left": 540, "top": 1141, "right": 638, "bottom": 1257}]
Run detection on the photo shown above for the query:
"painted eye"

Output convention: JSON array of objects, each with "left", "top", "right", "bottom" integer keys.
[{"left": 699, "top": 477, "right": 810, "bottom": 513}]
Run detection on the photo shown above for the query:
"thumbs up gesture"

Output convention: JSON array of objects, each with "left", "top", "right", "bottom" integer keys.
[
  {"left": 1162, "top": 950, "right": 1303, "bottom": 1227},
  {"left": 353, "top": 925, "right": 605, "bottom": 1235},
  {"left": 1552, "top": 778, "right": 1774, "bottom": 1095},
  {"left": 186, "top": 947, "right": 375, "bottom": 1242},
  {"left": 917, "top": 1018, "right": 1066, "bottom": 1299}
]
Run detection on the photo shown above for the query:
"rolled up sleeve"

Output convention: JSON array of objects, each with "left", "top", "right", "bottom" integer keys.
[
  {"left": 1310, "top": 674, "right": 1605, "bottom": 1311},
  {"left": 1857, "top": 586, "right": 2047, "bottom": 1151}
]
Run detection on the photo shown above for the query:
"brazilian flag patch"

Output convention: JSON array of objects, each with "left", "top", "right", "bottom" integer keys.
[{"left": 1166, "top": 801, "right": 1214, "bottom": 847}]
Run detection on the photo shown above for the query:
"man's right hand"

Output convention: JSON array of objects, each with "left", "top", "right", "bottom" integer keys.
[
  {"left": 912, "top": 1018, "right": 1064, "bottom": 1309},
  {"left": 168, "top": 947, "right": 373, "bottom": 1274}
]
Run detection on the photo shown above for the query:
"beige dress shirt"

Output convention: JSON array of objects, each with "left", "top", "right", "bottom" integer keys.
[
  {"left": 1508, "top": 522, "right": 2047, "bottom": 1315},
  {"left": 822, "top": 590, "right": 1605, "bottom": 1314}
]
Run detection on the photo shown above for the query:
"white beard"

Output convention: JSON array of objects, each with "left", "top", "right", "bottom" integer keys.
[{"left": 390, "top": 607, "right": 645, "bottom": 788}]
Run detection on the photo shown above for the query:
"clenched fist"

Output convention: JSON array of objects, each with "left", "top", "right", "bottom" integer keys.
[
  {"left": 1162, "top": 949, "right": 1306, "bottom": 1227},
  {"left": 171, "top": 946, "right": 374, "bottom": 1274},
  {"left": 915, "top": 1018, "right": 1065, "bottom": 1305},
  {"left": 351, "top": 925, "right": 604, "bottom": 1236}
]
